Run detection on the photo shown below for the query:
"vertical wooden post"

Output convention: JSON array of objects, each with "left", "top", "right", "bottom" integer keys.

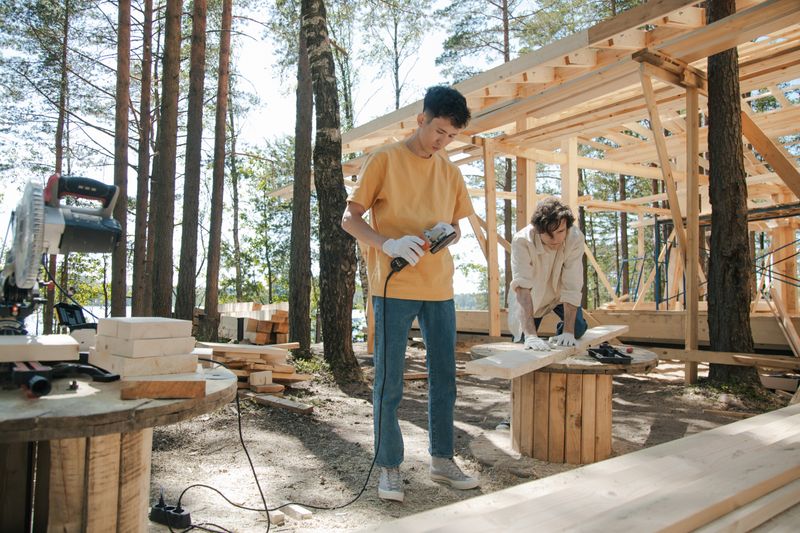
[
  {"left": 532, "top": 372, "right": 550, "bottom": 461},
  {"left": 117, "top": 428, "right": 153, "bottom": 533},
  {"left": 0, "top": 442, "right": 31, "bottom": 531},
  {"left": 685, "top": 86, "right": 700, "bottom": 384},
  {"left": 484, "top": 139, "right": 501, "bottom": 337},
  {"left": 547, "top": 373, "right": 567, "bottom": 463},
  {"left": 560, "top": 137, "right": 578, "bottom": 210},
  {"left": 580, "top": 375, "right": 597, "bottom": 464},
  {"left": 594, "top": 375, "right": 613, "bottom": 461},
  {"left": 517, "top": 117, "right": 537, "bottom": 230}
]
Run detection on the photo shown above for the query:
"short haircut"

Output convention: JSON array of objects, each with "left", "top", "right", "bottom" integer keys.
[
  {"left": 422, "top": 86, "right": 471, "bottom": 129},
  {"left": 531, "top": 197, "right": 575, "bottom": 235}
]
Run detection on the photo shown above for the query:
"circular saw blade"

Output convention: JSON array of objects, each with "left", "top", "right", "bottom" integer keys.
[{"left": 13, "top": 180, "right": 45, "bottom": 289}]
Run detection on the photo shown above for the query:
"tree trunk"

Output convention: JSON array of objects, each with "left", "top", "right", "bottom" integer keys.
[
  {"left": 579, "top": 171, "right": 588, "bottom": 309},
  {"left": 302, "top": 0, "right": 362, "bottom": 382},
  {"left": 111, "top": 0, "right": 131, "bottom": 317},
  {"left": 45, "top": 0, "right": 71, "bottom": 334},
  {"left": 289, "top": 25, "right": 313, "bottom": 358},
  {"left": 132, "top": 0, "right": 153, "bottom": 317},
  {"left": 175, "top": 0, "right": 207, "bottom": 320},
  {"left": 203, "top": 0, "right": 232, "bottom": 339},
  {"left": 706, "top": 0, "right": 756, "bottom": 382},
  {"left": 151, "top": 0, "right": 182, "bottom": 317},
  {"left": 227, "top": 99, "right": 242, "bottom": 301}
]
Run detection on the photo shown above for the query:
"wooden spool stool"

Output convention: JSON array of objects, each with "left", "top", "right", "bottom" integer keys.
[
  {"left": 511, "top": 347, "right": 657, "bottom": 464},
  {"left": 0, "top": 367, "right": 236, "bottom": 532}
]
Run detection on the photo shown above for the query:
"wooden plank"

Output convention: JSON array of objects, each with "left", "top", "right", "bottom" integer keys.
[
  {"left": 731, "top": 355, "right": 800, "bottom": 371},
  {"left": 248, "top": 371, "right": 273, "bottom": 386},
  {"left": 0, "top": 334, "right": 79, "bottom": 363},
  {"left": 484, "top": 139, "right": 501, "bottom": 337},
  {"left": 248, "top": 394, "right": 313, "bottom": 415},
  {"left": 640, "top": 68, "right": 689, "bottom": 262},
  {"left": 580, "top": 375, "right": 596, "bottom": 464},
  {"left": 465, "top": 325, "right": 630, "bottom": 379},
  {"left": 547, "top": 373, "right": 567, "bottom": 463},
  {"left": 85, "top": 433, "right": 120, "bottom": 533},
  {"left": 769, "top": 287, "right": 800, "bottom": 357},
  {"left": 694, "top": 477, "right": 800, "bottom": 532},
  {"left": 97, "top": 317, "right": 192, "bottom": 340},
  {"left": 532, "top": 372, "right": 550, "bottom": 461},
  {"left": 685, "top": 84, "right": 700, "bottom": 385},
  {"left": 283, "top": 504, "right": 312, "bottom": 520},
  {"left": 117, "top": 428, "right": 152, "bottom": 533},
  {"left": 595, "top": 374, "right": 613, "bottom": 461},
  {"left": 271, "top": 372, "right": 313, "bottom": 383},
  {"left": 520, "top": 373, "right": 535, "bottom": 457},
  {"left": 88, "top": 350, "right": 198, "bottom": 378},
  {"left": 0, "top": 442, "right": 30, "bottom": 531},
  {"left": 741, "top": 110, "right": 800, "bottom": 199},
  {"left": 120, "top": 380, "right": 206, "bottom": 400},
  {"left": 511, "top": 376, "right": 522, "bottom": 453},
  {"left": 248, "top": 383, "right": 285, "bottom": 394},
  {"left": 48, "top": 437, "right": 86, "bottom": 532},
  {"left": 565, "top": 374, "right": 583, "bottom": 464},
  {"left": 371, "top": 404, "right": 800, "bottom": 532}
]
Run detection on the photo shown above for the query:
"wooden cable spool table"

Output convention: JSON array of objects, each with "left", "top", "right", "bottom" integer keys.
[
  {"left": 470, "top": 343, "right": 657, "bottom": 465},
  {"left": 0, "top": 367, "right": 237, "bottom": 532}
]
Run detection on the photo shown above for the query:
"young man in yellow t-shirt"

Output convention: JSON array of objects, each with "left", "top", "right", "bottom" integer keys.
[{"left": 341, "top": 86, "right": 478, "bottom": 502}]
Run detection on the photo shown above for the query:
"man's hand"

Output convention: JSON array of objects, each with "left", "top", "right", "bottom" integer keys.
[
  {"left": 431, "top": 222, "right": 456, "bottom": 238},
  {"left": 524, "top": 335, "right": 551, "bottom": 351},
  {"left": 549, "top": 332, "right": 577, "bottom": 347},
  {"left": 382, "top": 235, "right": 426, "bottom": 266}
]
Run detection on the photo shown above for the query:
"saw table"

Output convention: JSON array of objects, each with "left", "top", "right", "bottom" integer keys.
[
  {"left": 0, "top": 366, "right": 236, "bottom": 532},
  {"left": 469, "top": 329, "right": 657, "bottom": 464}
]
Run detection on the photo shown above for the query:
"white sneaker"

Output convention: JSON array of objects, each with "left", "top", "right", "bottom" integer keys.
[
  {"left": 378, "top": 466, "right": 404, "bottom": 502},
  {"left": 430, "top": 457, "right": 479, "bottom": 490}
]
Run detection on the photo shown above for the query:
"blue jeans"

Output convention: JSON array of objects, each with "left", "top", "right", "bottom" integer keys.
[
  {"left": 533, "top": 304, "right": 588, "bottom": 339},
  {"left": 372, "top": 296, "right": 456, "bottom": 467}
]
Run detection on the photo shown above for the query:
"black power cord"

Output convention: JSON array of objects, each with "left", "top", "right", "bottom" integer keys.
[{"left": 164, "top": 270, "right": 398, "bottom": 531}]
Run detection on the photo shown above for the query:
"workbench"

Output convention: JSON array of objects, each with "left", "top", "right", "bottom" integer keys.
[
  {"left": 0, "top": 367, "right": 237, "bottom": 532},
  {"left": 470, "top": 340, "right": 657, "bottom": 464}
]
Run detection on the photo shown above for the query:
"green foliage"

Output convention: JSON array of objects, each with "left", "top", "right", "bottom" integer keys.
[{"left": 64, "top": 252, "right": 109, "bottom": 312}]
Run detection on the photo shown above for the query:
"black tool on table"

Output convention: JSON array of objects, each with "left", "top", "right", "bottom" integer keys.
[
  {"left": 587, "top": 342, "right": 633, "bottom": 364},
  {"left": 2, "top": 360, "right": 119, "bottom": 398}
]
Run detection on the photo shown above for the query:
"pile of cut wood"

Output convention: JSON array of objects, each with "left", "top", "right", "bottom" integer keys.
[
  {"left": 198, "top": 341, "right": 312, "bottom": 396},
  {"left": 217, "top": 302, "right": 290, "bottom": 345}
]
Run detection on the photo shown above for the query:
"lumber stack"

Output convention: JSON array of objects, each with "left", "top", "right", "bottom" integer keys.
[
  {"left": 198, "top": 341, "right": 312, "bottom": 394},
  {"left": 88, "top": 317, "right": 198, "bottom": 378},
  {"left": 217, "top": 302, "right": 290, "bottom": 345},
  {"left": 372, "top": 402, "right": 800, "bottom": 532}
]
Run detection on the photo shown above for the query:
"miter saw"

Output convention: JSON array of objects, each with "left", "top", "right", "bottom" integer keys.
[{"left": 0, "top": 174, "right": 122, "bottom": 395}]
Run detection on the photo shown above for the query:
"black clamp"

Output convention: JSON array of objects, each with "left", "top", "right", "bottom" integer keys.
[{"left": 587, "top": 342, "right": 633, "bottom": 364}]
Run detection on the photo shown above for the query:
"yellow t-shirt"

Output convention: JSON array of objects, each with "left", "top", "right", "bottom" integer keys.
[{"left": 348, "top": 142, "right": 474, "bottom": 301}]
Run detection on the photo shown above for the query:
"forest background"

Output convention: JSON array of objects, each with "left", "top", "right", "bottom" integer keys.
[{"left": 0, "top": 0, "right": 701, "bottom": 360}]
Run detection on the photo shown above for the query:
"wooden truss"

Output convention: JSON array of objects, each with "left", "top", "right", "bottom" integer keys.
[{"left": 337, "top": 0, "right": 800, "bottom": 358}]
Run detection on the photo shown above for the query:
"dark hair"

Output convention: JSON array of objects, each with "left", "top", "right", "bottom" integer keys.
[
  {"left": 422, "top": 86, "right": 471, "bottom": 129},
  {"left": 531, "top": 197, "right": 575, "bottom": 235}
]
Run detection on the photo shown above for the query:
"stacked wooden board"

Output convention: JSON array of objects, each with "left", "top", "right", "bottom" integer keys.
[
  {"left": 88, "top": 317, "right": 197, "bottom": 378},
  {"left": 198, "top": 341, "right": 312, "bottom": 395},
  {"left": 370, "top": 402, "right": 800, "bottom": 532},
  {"left": 217, "top": 302, "right": 290, "bottom": 345}
]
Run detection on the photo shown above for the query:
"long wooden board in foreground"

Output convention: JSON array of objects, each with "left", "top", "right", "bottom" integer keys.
[
  {"left": 369, "top": 402, "right": 800, "bottom": 533},
  {"left": 465, "top": 325, "right": 629, "bottom": 379}
]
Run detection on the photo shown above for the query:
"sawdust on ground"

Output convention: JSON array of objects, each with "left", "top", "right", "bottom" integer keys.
[{"left": 148, "top": 340, "right": 788, "bottom": 532}]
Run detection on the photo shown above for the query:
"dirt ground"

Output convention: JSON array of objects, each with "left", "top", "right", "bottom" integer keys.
[{"left": 148, "top": 340, "right": 789, "bottom": 532}]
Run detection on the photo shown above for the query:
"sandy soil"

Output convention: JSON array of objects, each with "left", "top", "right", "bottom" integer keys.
[{"left": 148, "top": 341, "right": 788, "bottom": 532}]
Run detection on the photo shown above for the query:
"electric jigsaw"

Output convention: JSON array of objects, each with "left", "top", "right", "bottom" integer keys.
[
  {"left": 390, "top": 223, "right": 457, "bottom": 272},
  {"left": 1, "top": 174, "right": 122, "bottom": 395}
]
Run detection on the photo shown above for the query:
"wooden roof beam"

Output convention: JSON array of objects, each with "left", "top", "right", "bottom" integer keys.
[
  {"left": 654, "top": 6, "right": 706, "bottom": 28},
  {"left": 741, "top": 110, "right": 800, "bottom": 199}
]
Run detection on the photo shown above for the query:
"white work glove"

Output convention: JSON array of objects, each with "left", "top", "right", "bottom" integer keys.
[
  {"left": 431, "top": 222, "right": 456, "bottom": 239},
  {"left": 549, "top": 332, "right": 577, "bottom": 347},
  {"left": 524, "top": 335, "right": 551, "bottom": 351},
  {"left": 382, "top": 235, "right": 426, "bottom": 266}
]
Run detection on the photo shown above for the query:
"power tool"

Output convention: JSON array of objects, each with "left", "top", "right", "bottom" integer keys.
[
  {"left": 0, "top": 174, "right": 122, "bottom": 395},
  {"left": 390, "top": 223, "right": 457, "bottom": 272}
]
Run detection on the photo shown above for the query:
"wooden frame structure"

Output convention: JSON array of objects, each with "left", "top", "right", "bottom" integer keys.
[{"left": 338, "top": 0, "right": 800, "bottom": 371}]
